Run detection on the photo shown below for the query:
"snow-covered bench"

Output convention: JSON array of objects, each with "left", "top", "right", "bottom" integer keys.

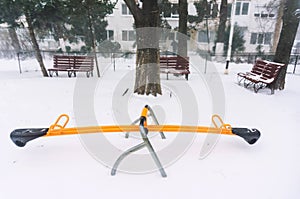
[
  {"left": 160, "top": 56, "right": 190, "bottom": 80},
  {"left": 48, "top": 55, "right": 94, "bottom": 78},
  {"left": 237, "top": 59, "right": 286, "bottom": 94}
]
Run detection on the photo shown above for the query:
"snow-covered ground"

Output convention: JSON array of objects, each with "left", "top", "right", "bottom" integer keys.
[{"left": 0, "top": 55, "right": 299, "bottom": 199}]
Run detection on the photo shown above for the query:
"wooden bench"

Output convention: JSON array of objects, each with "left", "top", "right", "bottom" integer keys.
[
  {"left": 48, "top": 55, "right": 94, "bottom": 78},
  {"left": 160, "top": 56, "right": 190, "bottom": 80},
  {"left": 237, "top": 59, "right": 286, "bottom": 94}
]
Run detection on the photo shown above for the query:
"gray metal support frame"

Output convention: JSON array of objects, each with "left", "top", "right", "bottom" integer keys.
[
  {"left": 111, "top": 109, "right": 167, "bottom": 178},
  {"left": 125, "top": 106, "right": 166, "bottom": 139}
]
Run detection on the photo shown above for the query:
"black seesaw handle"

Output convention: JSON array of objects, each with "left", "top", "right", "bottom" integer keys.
[
  {"left": 10, "top": 128, "right": 48, "bottom": 147},
  {"left": 231, "top": 128, "right": 261, "bottom": 145}
]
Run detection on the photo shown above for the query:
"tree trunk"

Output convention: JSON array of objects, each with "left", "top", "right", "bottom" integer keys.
[
  {"left": 272, "top": 0, "right": 300, "bottom": 90},
  {"left": 8, "top": 27, "right": 21, "bottom": 52},
  {"left": 271, "top": 0, "right": 285, "bottom": 53},
  {"left": 178, "top": 0, "right": 188, "bottom": 57},
  {"left": 25, "top": 11, "right": 48, "bottom": 77},
  {"left": 215, "top": 0, "right": 227, "bottom": 61},
  {"left": 125, "top": 0, "right": 162, "bottom": 96},
  {"left": 216, "top": 0, "right": 227, "bottom": 43},
  {"left": 87, "top": 8, "right": 101, "bottom": 77}
]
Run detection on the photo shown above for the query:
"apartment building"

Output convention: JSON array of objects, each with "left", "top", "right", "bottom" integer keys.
[
  {"left": 232, "top": 0, "right": 280, "bottom": 53},
  {"left": 106, "top": 0, "right": 289, "bottom": 54}
]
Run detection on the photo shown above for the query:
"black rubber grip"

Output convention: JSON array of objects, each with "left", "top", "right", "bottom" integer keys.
[
  {"left": 10, "top": 128, "right": 49, "bottom": 147},
  {"left": 231, "top": 128, "right": 261, "bottom": 145},
  {"left": 139, "top": 116, "right": 147, "bottom": 126}
]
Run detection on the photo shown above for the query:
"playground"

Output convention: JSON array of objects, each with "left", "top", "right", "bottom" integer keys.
[{"left": 0, "top": 55, "right": 299, "bottom": 199}]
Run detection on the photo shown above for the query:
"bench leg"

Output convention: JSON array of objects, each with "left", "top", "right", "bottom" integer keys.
[
  {"left": 270, "top": 85, "right": 275, "bottom": 95},
  {"left": 253, "top": 84, "right": 259, "bottom": 93},
  {"left": 49, "top": 71, "right": 53, "bottom": 77},
  {"left": 68, "top": 71, "right": 72, "bottom": 78},
  {"left": 185, "top": 74, "right": 189, "bottom": 80},
  {"left": 86, "top": 71, "right": 90, "bottom": 78},
  {"left": 237, "top": 76, "right": 245, "bottom": 85},
  {"left": 244, "top": 80, "right": 252, "bottom": 88}
]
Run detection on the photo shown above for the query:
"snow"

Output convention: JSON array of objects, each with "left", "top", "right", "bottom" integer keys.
[{"left": 0, "top": 55, "right": 300, "bottom": 199}]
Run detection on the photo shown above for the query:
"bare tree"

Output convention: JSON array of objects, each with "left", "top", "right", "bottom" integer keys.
[{"left": 273, "top": 0, "right": 300, "bottom": 90}]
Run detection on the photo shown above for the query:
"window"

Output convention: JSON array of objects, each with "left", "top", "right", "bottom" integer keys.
[
  {"left": 122, "top": 4, "right": 131, "bottom": 15},
  {"left": 198, "top": 31, "right": 208, "bottom": 43},
  {"left": 242, "top": 3, "right": 249, "bottom": 15},
  {"left": 257, "top": 34, "right": 264, "bottom": 44},
  {"left": 227, "top": 3, "right": 232, "bottom": 18},
  {"left": 122, "top": 30, "right": 135, "bottom": 41},
  {"left": 171, "top": 4, "right": 179, "bottom": 18},
  {"left": 269, "top": 13, "right": 275, "bottom": 18},
  {"left": 128, "top": 31, "right": 135, "bottom": 41},
  {"left": 107, "top": 30, "right": 114, "bottom": 41},
  {"left": 238, "top": 27, "right": 247, "bottom": 37},
  {"left": 235, "top": 2, "right": 241, "bottom": 15},
  {"left": 235, "top": 2, "right": 249, "bottom": 16},
  {"left": 250, "top": 33, "right": 257, "bottom": 44},
  {"left": 264, "top": 33, "right": 272, "bottom": 45},
  {"left": 250, "top": 33, "right": 272, "bottom": 45},
  {"left": 254, "top": 5, "right": 276, "bottom": 18},
  {"left": 162, "top": 4, "right": 178, "bottom": 18},
  {"left": 261, "top": 13, "right": 268, "bottom": 18}
]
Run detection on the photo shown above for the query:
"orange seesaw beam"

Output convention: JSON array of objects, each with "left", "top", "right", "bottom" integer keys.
[{"left": 45, "top": 124, "right": 234, "bottom": 137}]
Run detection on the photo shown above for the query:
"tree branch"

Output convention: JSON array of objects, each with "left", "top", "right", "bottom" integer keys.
[{"left": 124, "top": 0, "right": 143, "bottom": 22}]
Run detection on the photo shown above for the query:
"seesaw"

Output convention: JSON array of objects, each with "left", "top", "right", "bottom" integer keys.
[{"left": 10, "top": 105, "right": 260, "bottom": 177}]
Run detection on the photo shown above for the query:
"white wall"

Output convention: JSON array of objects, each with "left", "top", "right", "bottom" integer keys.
[
  {"left": 106, "top": 1, "right": 135, "bottom": 51},
  {"left": 231, "top": 0, "right": 278, "bottom": 53}
]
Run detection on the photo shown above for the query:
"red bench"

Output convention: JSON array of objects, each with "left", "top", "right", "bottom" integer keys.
[
  {"left": 48, "top": 55, "right": 94, "bottom": 78},
  {"left": 160, "top": 56, "right": 190, "bottom": 80},
  {"left": 237, "top": 59, "right": 286, "bottom": 94}
]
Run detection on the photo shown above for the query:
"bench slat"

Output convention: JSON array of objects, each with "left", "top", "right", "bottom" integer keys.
[
  {"left": 237, "top": 59, "right": 286, "bottom": 94},
  {"left": 159, "top": 56, "right": 190, "bottom": 80},
  {"left": 48, "top": 55, "right": 94, "bottom": 77}
]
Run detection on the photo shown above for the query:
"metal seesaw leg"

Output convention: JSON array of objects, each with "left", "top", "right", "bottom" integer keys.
[
  {"left": 125, "top": 105, "right": 166, "bottom": 139},
  {"left": 139, "top": 126, "right": 167, "bottom": 177},
  {"left": 124, "top": 117, "right": 140, "bottom": 138},
  {"left": 111, "top": 142, "right": 147, "bottom": 176},
  {"left": 147, "top": 106, "right": 166, "bottom": 139},
  {"left": 112, "top": 115, "right": 167, "bottom": 177}
]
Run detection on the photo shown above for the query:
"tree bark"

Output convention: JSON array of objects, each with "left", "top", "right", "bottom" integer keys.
[
  {"left": 178, "top": 0, "right": 188, "bottom": 57},
  {"left": 272, "top": 0, "right": 300, "bottom": 90},
  {"left": 271, "top": 0, "right": 285, "bottom": 53},
  {"left": 25, "top": 11, "right": 48, "bottom": 77},
  {"left": 87, "top": 7, "right": 101, "bottom": 77},
  {"left": 216, "top": 0, "right": 227, "bottom": 43},
  {"left": 125, "top": 0, "right": 161, "bottom": 96}
]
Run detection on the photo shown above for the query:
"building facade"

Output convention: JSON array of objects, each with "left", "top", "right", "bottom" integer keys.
[{"left": 106, "top": 0, "right": 296, "bottom": 54}]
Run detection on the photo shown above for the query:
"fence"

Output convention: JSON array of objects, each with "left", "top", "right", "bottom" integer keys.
[{"left": 1, "top": 50, "right": 299, "bottom": 74}]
